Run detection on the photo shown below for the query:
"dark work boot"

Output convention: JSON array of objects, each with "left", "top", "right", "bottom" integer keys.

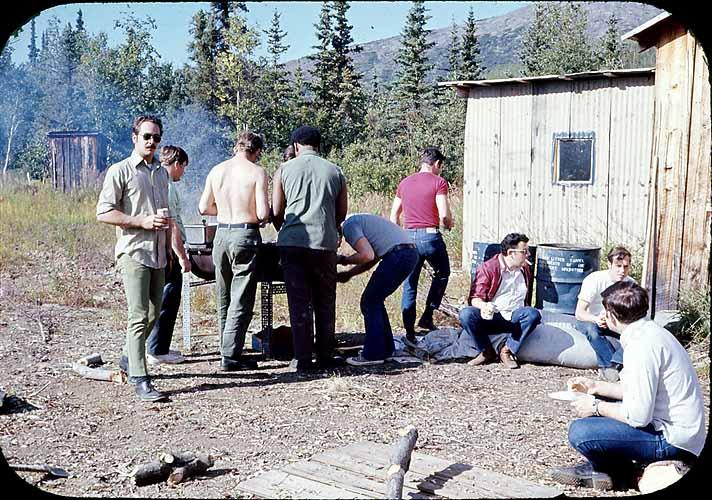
[
  {"left": 403, "top": 330, "right": 419, "bottom": 349},
  {"left": 133, "top": 378, "right": 168, "bottom": 402},
  {"left": 316, "top": 355, "right": 346, "bottom": 369},
  {"left": 220, "top": 356, "right": 258, "bottom": 371},
  {"left": 417, "top": 307, "right": 436, "bottom": 332}
]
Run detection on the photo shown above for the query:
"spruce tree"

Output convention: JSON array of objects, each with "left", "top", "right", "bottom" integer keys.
[
  {"left": 447, "top": 19, "right": 461, "bottom": 80},
  {"left": 394, "top": 0, "right": 434, "bottom": 112},
  {"left": 597, "top": 13, "right": 623, "bottom": 70},
  {"left": 330, "top": 0, "right": 364, "bottom": 148},
  {"left": 520, "top": 2, "right": 555, "bottom": 76},
  {"left": 520, "top": 2, "right": 594, "bottom": 76},
  {"left": 309, "top": 2, "right": 336, "bottom": 111},
  {"left": 259, "top": 9, "right": 293, "bottom": 147},
  {"left": 187, "top": 10, "right": 219, "bottom": 111},
  {"left": 28, "top": 18, "right": 39, "bottom": 65},
  {"left": 460, "top": 7, "right": 483, "bottom": 80},
  {"left": 556, "top": 3, "right": 594, "bottom": 73}
]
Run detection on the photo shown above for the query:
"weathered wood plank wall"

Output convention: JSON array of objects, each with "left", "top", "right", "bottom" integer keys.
[
  {"left": 643, "top": 23, "right": 711, "bottom": 311},
  {"left": 49, "top": 134, "right": 107, "bottom": 193}
]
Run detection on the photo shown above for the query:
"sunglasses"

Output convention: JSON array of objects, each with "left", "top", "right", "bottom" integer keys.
[{"left": 140, "top": 133, "right": 161, "bottom": 142}]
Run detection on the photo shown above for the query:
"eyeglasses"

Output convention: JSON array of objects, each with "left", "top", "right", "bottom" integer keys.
[
  {"left": 510, "top": 249, "right": 530, "bottom": 255},
  {"left": 141, "top": 133, "right": 161, "bottom": 142}
]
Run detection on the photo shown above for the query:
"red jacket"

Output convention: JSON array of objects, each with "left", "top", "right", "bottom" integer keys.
[{"left": 468, "top": 254, "right": 534, "bottom": 306}]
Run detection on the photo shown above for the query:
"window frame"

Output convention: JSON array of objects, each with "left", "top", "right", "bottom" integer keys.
[{"left": 551, "top": 131, "right": 596, "bottom": 185}]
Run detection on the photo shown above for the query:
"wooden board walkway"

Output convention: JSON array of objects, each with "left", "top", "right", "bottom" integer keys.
[{"left": 236, "top": 441, "right": 562, "bottom": 499}]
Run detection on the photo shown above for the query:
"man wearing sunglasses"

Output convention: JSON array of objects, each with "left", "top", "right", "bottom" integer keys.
[
  {"left": 458, "top": 232, "right": 541, "bottom": 369},
  {"left": 97, "top": 115, "right": 172, "bottom": 402}
]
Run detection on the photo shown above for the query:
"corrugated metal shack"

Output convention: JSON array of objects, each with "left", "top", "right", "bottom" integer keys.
[
  {"left": 48, "top": 131, "right": 107, "bottom": 192},
  {"left": 440, "top": 68, "right": 656, "bottom": 264},
  {"left": 624, "top": 13, "right": 711, "bottom": 313},
  {"left": 441, "top": 13, "right": 710, "bottom": 311}
]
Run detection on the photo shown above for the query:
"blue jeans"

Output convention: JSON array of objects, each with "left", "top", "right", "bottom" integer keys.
[
  {"left": 401, "top": 230, "right": 450, "bottom": 331},
  {"left": 458, "top": 306, "right": 541, "bottom": 355},
  {"left": 569, "top": 417, "right": 696, "bottom": 476},
  {"left": 362, "top": 246, "right": 419, "bottom": 361},
  {"left": 147, "top": 253, "right": 182, "bottom": 356},
  {"left": 575, "top": 320, "right": 624, "bottom": 368}
]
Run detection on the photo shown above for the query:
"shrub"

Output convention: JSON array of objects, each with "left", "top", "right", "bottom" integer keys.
[
  {"left": 676, "top": 285, "right": 710, "bottom": 345},
  {"left": 329, "top": 138, "right": 416, "bottom": 197}
]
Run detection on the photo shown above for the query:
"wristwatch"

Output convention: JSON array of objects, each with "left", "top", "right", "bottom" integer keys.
[{"left": 592, "top": 398, "right": 601, "bottom": 417}]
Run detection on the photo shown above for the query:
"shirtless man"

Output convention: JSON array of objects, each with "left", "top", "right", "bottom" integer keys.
[{"left": 199, "top": 131, "right": 269, "bottom": 371}]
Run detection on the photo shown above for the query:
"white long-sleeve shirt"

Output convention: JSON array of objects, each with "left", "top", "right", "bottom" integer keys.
[{"left": 619, "top": 319, "right": 706, "bottom": 456}]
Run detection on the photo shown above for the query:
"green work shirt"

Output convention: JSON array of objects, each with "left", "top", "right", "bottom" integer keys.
[
  {"left": 96, "top": 151, "right": 170, "bottom": 269},
  {"left": 277, "top": 150, "right": 346, "bottom": 251},
  {"left": 168, "top": 181, "right": 186, "bottom": 243}
]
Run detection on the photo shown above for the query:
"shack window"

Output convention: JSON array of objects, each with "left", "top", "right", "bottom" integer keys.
[{"left": 552, "top": 133, "right": 595, "bottom": 184}]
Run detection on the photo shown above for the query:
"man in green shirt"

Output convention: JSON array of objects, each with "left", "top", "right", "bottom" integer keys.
[
  {"left": 272, "top": 126, "right": 348, "bottom": 372},
  {"left": 96, "top": 115, "right": 172, "bottom": 402}
]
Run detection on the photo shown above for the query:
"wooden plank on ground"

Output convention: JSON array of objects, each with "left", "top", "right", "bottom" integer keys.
[
  {"left": 347, "top": 441, "right": 561, "bottom": 499},
  {"left": 310, "top": 449, "right": 438, "bottom": 499},
  {"left": 235, "top": 469, "right": 371, "bottom": 499},
  {"left": 284, "top": 460, "right": 435, "bottom": 499},
  {"left": 313, "top": 446, "right": 486, "bottom": 498}
]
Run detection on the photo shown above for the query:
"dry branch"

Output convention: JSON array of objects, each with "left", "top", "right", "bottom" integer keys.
[
  {"left": 385, "top": 425, "right": 418, "bottom": 499},
  {"left": 71, "top": 363, "right": 125, "bottom": 383}
]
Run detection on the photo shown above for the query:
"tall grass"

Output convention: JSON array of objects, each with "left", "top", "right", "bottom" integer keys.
[
  {"left": 0, "top": 177, "right": 115, "bottom": 305},
  {"left": 0, "top": 179, "right": 467, "bottom": 333},
  {"left": 0, "top": 177, "right": 113, "bottom": 270}
]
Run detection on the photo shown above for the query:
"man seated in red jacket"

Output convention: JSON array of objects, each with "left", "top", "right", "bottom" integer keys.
[{"left": 458, "top": 233, "right": 541, "bottom": 369}]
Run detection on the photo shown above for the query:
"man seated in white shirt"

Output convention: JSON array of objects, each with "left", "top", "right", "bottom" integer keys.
[
  {"left": 575, "top": 246, "right": 636, "bottom": 382},
  {"left": 550, "top": 281, "right": 705, "bottom": 491}
]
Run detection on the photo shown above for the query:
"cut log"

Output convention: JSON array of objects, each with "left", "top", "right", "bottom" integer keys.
[
  {"left": 161, "top": 451, "right": 197, "bottom": 466},
  {"left": 77, "top": 353, "right": 104, "bottom": 367},
  {"left": 71, "top": 363, "right": 125, "bottom": 384},
  {"left": 385, "top": 425, "right": 418, "bottom": 499},
  {"left": 133, "top": 460, "right": 174, "bottom": 486},
  {"left": 167, "top": 454, "right": 214, "bottom": 486}
]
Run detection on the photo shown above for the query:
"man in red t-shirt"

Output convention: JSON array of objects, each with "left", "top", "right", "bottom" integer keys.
[{"left": 390, "top": 147, "right": 453, "bottom": 347}]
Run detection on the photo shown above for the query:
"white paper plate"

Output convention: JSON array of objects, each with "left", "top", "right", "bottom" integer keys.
[{"left": 548, "top": 391, "right": 592, "bottom": 402}]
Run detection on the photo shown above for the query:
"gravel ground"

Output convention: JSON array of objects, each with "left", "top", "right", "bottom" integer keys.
[{"left": 1, "top": 273, "right": 709, "bottom": 498}]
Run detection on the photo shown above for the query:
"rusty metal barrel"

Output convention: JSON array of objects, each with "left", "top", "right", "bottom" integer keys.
[{"left": 534, "top": 244, "right": 600, "bottom": 314}]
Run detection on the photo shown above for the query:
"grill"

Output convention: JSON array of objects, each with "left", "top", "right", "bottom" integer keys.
[{"left": 181, "top": 228, "right": 287, "bottom": 358}]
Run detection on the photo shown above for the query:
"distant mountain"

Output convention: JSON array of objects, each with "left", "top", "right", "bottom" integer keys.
[{"left": 285, "top": 2, "right": 664, "bottom": 83}]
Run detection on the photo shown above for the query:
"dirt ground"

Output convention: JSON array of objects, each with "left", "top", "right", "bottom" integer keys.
[{"left": 0, "top": 262, "right": 709, "bottom": 499}]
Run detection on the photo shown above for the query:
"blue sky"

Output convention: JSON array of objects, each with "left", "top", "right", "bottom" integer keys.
[{"left": 6, "top": 1, "right": 527, "bottom": 66}]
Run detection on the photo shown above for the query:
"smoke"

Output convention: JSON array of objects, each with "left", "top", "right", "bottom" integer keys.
[{"left": 161, "top": 103, "right": 233, "bottom": 224}]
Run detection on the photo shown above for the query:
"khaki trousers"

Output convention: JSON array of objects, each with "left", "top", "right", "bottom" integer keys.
[{"left": 118, "top": 254, "right": 165, "bottom": 377}]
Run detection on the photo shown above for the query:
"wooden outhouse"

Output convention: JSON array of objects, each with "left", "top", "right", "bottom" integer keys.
[
  {"left": 623, "top": 13, "right": 711, "bottom": 313},
  {"left": 48, "top": 131, "right": 108, "bottom": 192},
  {"left": 441, "top": 13, "right": 710, "bottom": 312}
]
